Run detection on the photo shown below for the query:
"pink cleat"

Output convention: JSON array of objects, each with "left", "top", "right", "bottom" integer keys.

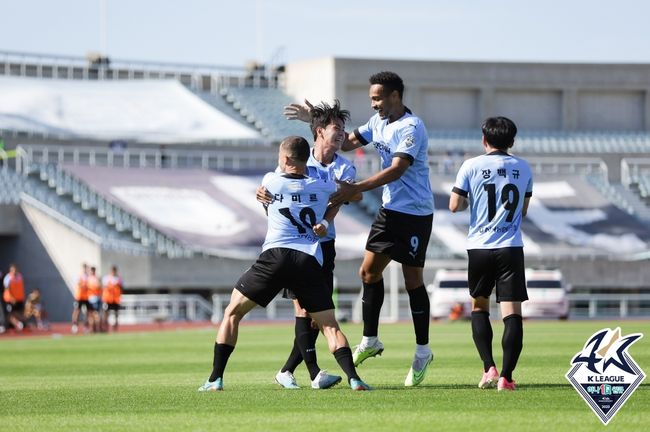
[
  {"left": 497, "top": 377, "right": 516, "bottom": 391},
  {"left": 478, "top": 366, "right": 499, "bottom": 389}
]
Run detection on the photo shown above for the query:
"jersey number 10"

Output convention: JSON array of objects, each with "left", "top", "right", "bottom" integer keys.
[{"left": 279, "top": 207, "right": 318, "bottom": 234}]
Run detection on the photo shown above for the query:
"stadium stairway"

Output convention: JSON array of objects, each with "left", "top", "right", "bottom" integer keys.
[
  {"left": 586, "top": 175, "right": 650, "bottom": 222},
  {"left": 628, "top": 175, "right": 650, "bottom": 206},
  {"left": 30, "top": 163, "right": 191, "bottom": 258},
  {"left": 198, "top": 86, "right": 309, "bottom": 141}
]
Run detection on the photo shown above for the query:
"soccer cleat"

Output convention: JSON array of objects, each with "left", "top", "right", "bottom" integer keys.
[
  {"left": 404, "top": 351, "right": 434, "bottom": 387},
  {"left": 478, "top": 366, "right": 500, "bottom": 389},
  {"left": 71, "top": 324, "right": 78, "bottom": 334},
  {"left": 350, "top": 378, "right": 372, "bottom": 391},
  {"left": 497, "top": 377, "right": 516, "bottom": 391},
  {"left": 275, "top": 370, "right": 300, "bottom": 389},
  {"left": 311, "top": 370, "right": 342, "bottom": 389},
  {"left": 352, "top": 339, "right": 384, "bottom": 366},
  {"left": 198, "top": 377, "right": 223, "bottom": 392}
]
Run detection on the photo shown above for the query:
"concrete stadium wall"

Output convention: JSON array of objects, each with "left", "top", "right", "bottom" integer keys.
[
  {"left": 285, "top": 58, "right": 650, "bottom": 132},
  {"left": 0, "top": 204, "right": 21, "bottom": 235},
  {"left": 0, "top": 208, "right": 76, "bottom": 321}
]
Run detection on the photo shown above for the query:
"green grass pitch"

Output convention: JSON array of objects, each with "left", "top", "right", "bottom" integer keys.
[{"left": 1, "top": 320, "right": 648, "bottom": 431}]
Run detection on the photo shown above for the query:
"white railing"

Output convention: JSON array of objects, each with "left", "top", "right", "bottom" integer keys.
[
  {"left": 120, "top": 294, "right": 213, "bottom": 324},
  {"left": 17, "top": 145, "right": 278, "bottom": 174},
  {"left": 356, "top": 154, "right": 608, "bottom": 179},
  {"left": 621, "top": 157, "right": 650, "bottom": 186},
  {"left": 0, "top": 49, "right": 281, "bottom": 92},
  {"left": 117, "top": 291, "right": 650, "bottom": 324},
  {"left": 569, "top": 293, "right": 650, "bottom": 319}
]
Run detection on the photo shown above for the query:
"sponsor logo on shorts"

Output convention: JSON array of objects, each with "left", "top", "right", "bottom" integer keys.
[{"left": 566, "top": 327, "right": 645, "bottom": 425}]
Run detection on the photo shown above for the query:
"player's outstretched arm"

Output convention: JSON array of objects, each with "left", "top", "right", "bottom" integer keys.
[
  {"left": 330, "top": 157, "right": 409, "bottom": 206},
  {"left": 341, "top": 131, "right": 363, "bottom": 152}
]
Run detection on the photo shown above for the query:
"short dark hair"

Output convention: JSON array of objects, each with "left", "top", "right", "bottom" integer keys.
[
  {"left": 369, "top": 71, "right": 404, "bottom": 99},
  {"left": 481, "top": 117, "right": 518, "bottom": 150},
  {"left": 309, "top": 99, "right": 350, "bottom": 140},
  {"left": 280, "top": 136, "right": 310, "bottom": 162}
]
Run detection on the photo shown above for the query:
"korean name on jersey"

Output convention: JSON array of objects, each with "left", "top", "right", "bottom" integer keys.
[
  {"left": 261, "top": 172, "right": 336, "bottom": 265},
  {"left": 276, "top": 151, "right": 356, "bottom": 242}
]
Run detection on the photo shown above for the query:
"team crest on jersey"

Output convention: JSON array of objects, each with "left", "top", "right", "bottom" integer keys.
[
  {"left": 403, "top": 135, "right": 415, "bottom": 147},
  {"left": 566, "top": 327, "right": 645, "bottom": 425}
]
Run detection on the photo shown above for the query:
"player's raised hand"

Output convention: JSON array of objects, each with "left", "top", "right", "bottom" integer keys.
[
  {"left": 283, "top": 99, "right": 314, "bottom": 122},
  {"left": 256, "top": 186, "right": 273, "bottom": 204}
]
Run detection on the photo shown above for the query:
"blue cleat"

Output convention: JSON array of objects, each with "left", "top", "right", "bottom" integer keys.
[
  {"left": 198, "top": 377, "right": 223, "bottom": 392},
  {"left": 350, "top": 378, "right": 372, "bottom": 391}
]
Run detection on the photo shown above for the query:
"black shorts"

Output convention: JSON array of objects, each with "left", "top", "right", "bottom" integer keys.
[
  {"left": 236, "top": 248, "right": 335, "bottom": 313},
  {"left": 88, "top": 298, "right": 102, "bottom": 312},
  {"left": 366, "top": 207, "right": 432, "bottom": 267},
  {"left": 103, "top": 303, "right": 120, "bottom": 311},
  {"left": 74, "top": 300, "right": 90, "bottom": 309},
  {"left": 6, "top": 301, "right": 25, "bottom": 313},
  {"left": 467, "top": 247, "right": 528, "bottom": 302},
  {"left": 283, "top": 239, "right": 335, "bottom": 300}
]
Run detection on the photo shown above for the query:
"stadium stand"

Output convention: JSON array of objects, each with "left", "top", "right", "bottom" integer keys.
[
  {"left": 428, "top": 130, "right": 650, "bottom": 155},
  {"left": 215, "top": 86, "right": 309, "bottom": 139},
  {"left": 621, "top": 158, "right": 650, "bottom": 207},
  {"left": 0, "top": 76, "right": 260, "bottom": 143},
  {"left": 429, "top": 173, "right": 650, "bottom": 259},
  {"left": 2, "top": 50, "right": 650, "bottom": 322}
]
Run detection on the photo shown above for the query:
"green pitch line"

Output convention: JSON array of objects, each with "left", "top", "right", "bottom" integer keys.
[{"left": 1, "top": 321, "right": 648, "bottom": 431}]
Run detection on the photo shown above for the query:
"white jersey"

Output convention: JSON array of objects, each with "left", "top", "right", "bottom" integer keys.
[
  {"left": 453, "top": 151, "right": 533, "bottom": 249},
  {"left": 261, "top": 172, "right": 336, "bottom": 265},
  {"left": 354, "top": 108, "right": 434, "bottom": 216}
]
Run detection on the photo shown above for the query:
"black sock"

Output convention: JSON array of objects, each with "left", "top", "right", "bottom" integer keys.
[
  {"left": 362, "top": 280, "right": 384, "bottom": 337},
  {"left": 334, "top": 347, "right": 360, "bottom": 382},
  {"left": 281, "top": 317, "right": 308, "bottom": 373},
  {"left": 295, "top": 317, "right": 320, "bottom": 380},
  {"left": 501, "top": 314, "right": 523, "bottom": 381},
  {"left": 209, "top": 343, "right": 235, "bottom": 382},
  {"left": 471, "top": 311, "right": 496, "bottom": 372},
  {"left": 407, "top": 285, "right": 430, "bottom": 345}
]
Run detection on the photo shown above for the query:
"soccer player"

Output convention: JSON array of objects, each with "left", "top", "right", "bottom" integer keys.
[
  {"left": 71, "top": 263, "right": 89, "bottom": 334},
  {"left": 198, "top": 136, "right": 370, "bottom": 392},
  {"left": 448, "top": 116, "right": 532, "bottom": 391},
  {"left": 86, "top": 266, "right": 102, "bottom": 333},
  {"left": 3, "top": 264, "right": 26, "bottom": 331},
  {"left": 101, "top": 265, "right": 123, "bottom": 332},
  {"left": 258, "top": 100, "right": 361, "bottom": 389},
  {"left": 284, "top": 71, "right": 435, "bottom": 386}
]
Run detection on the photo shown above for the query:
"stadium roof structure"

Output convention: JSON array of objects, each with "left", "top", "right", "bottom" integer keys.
[{"left": 0, "top": 76, "right": 261, "bottom": 143}]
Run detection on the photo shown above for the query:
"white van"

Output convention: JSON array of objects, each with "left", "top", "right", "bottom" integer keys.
[
  {"left": 428, "top": 269, "right": 471, "bottom": 319},
  {"left": 429, "top": 268, "right": 569, "bottom": 320},
  {"left": 522, "top": 268, "right": 569, "bottom": 319}
]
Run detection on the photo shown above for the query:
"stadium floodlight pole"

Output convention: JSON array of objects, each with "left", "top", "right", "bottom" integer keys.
[
  {"left": 255, "top": 0, "right": 264, "bottom": 65},
  {"left": 99, "top": 0, "right": 108, "bottom": 56}
]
